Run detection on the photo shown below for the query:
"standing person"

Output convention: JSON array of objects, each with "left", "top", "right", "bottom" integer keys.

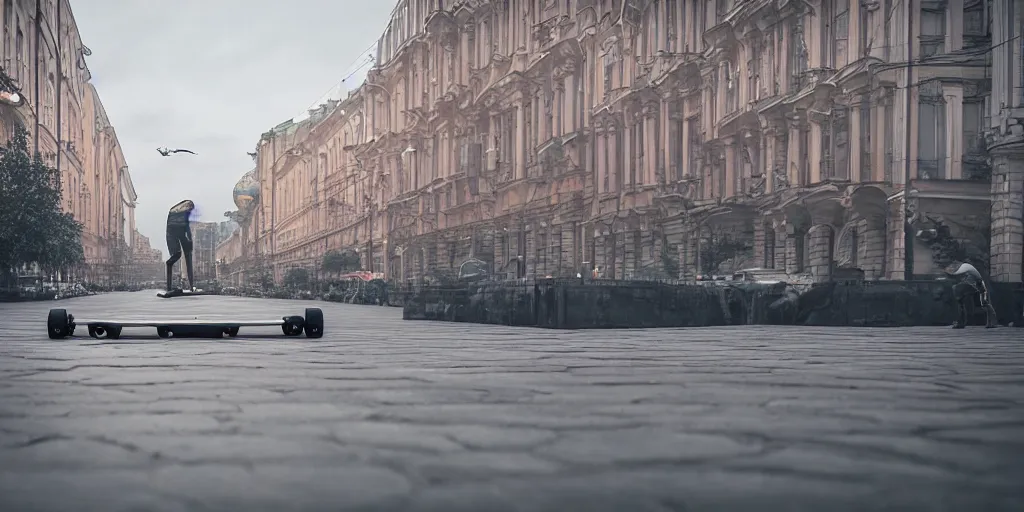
[
  {"left": 165, "top": 199, "right": 198, "bottom": 294},
  {"left": 946, "top": 261, "right": 998, "bottom": 329}
]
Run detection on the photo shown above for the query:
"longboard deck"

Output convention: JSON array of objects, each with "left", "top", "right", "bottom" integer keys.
[
  {"left": 157, "top": 290, "right": 213, "bottom": 298},
  {"left": 76, "top": 319, "right": 286, "bottom": 327}
]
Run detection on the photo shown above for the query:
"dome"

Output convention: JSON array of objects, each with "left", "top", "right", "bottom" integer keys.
[{"left": 233, "top": 169, "right": 259, "bottom": 212}]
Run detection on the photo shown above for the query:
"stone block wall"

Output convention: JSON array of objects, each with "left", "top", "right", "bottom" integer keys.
[
  {"left": 402, "top": 278, "right": 1024, "bottom": 329},
  {"left": 990, "top": 149, "right": 1024, "bottom": 282},
  {"left": 807, "top": 225, "right": 833, "bottom": 282}
]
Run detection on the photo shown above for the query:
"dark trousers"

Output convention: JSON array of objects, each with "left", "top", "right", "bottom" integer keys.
[
  {"left": 165, "top": 226, "right": 194, "bottom": 290},
  {"left": 953, "top": 281, "right": 997, "bottom": 327}
]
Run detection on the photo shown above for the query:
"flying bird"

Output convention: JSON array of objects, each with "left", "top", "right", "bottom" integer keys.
[{"left": 157, "top": 147, "right": 197, "bottom": 157}]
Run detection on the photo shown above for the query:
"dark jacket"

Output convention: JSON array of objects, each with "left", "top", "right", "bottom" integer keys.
[{"left": 166, "top": 200, "right": 194, "bottom": 230}]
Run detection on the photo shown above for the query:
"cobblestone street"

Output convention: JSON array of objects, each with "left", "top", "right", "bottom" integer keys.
[{"left": 0, "top": 291, "right": 1022, "bottom": 511}]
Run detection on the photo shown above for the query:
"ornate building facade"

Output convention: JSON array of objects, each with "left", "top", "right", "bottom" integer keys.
[
  {"left": 1, "top": 0, "right": 137, "bottom": 283},
  {"left": 236, "top": 0, "right": 1021, "bottom": 285}
]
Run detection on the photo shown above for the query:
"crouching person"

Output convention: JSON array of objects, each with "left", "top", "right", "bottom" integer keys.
[{"left": 946, "top": 262, "right": 997, "bottom": 329}]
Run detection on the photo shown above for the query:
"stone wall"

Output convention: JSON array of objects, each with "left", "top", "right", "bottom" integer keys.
[{"left": 403, "top": 279, "right": 1024, "bottom": 329}]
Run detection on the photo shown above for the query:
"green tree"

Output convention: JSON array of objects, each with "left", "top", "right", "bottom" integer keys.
[
  {"left": 247, "top": 254, "right": 275, "bottom": 289},
  {"left": 0, "top": 125, "right": 84, "bottom": 280},
  {"left": 0, "top": 67, "right": 19, "bottom": 96},
  {"left": 321, "top": 248, "right": 361, "bottom": 275},
  {"left": 283, "top": 267, "right": 310, "bottom": 289},
  {"left": 660, "top": 237, "right": 679, "bottom": 279},
  {"left": 699, "top": 230, "right": 751, "bottom": 276}
]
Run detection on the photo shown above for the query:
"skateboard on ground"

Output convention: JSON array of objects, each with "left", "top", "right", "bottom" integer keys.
[
  {"left": 157, "top": 288, "right": 211, "bottom": 298},
  {"left": 46, "top": 307, "right": 324, "bottom": 340}
]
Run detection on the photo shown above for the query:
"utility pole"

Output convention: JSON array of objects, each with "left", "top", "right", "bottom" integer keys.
[{"left": 902, "top": 0, "right": 915, "bottom": 281}]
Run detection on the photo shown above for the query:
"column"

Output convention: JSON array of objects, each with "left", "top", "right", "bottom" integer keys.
[
  {"left": 753, "top": 220, "right": 765, "bottom": 268},
  {"left": 764, "top": 127, "right": 777, "bottom": 193},
  {"left": 724, "top": 137, "right": 737, "bottom": 197},
  {"left": 787, "top": 116, "right": 801, "bottom": 186},
  {"left": 515, "top": 102, "right": 526, "bottom": 180},
  {"left": 608, "top": 125, "right": 619, "bottom": 192},
  {"left": 809, "top": 121, "right": 823, "bottom": 184},
  {"left": 554, "top": 85, "right": 563, "bottom": 138},
  {"left": 715, "top": 65, "right": 727, "bottom": 126},
  {"left": 850, "top": 0, "right": 862, "bottom": 60},
  {"left": 774, "top": 226, "right": 787, "bottom": 271},
  {"left": 850, "top": 104, "right": 862, "bottom": 182},
  {"left": 682, "top": 230, "right": 697, "bottom": 280},
  {"left": 662, "top": 100, "right": 672, "bottom": 179},
  {"left": 737, "top": 43, "right": 748, "bottom": 107},
  {"left": 944, "top": 83, "right": 964, "bottom": 179},
  {"left": 872, "top": 99, "right": 887, "bottom": 182},
  {"left": 886, "top": 200, "right": 906, "bottom": 280},
  {"left": 681, "top": 114, "right": 691, "bottom": 178},
  {"left": 623, "top": 117, "right": 633, "bottom": 187},
  {"left": 597, "top": 125, "right": 607, "bottom": 193},
  {"left": 989, "top": 145, "right": 1024, "bottom": 283},
  {"left": 784, "top": 224, "right": 800, "bottom": 274},
  {"left": 566, "top": 74, "right": 576, "bottom": 132},
  {"left": 645, "top": 108, "right": 656, "bottom": 185}
]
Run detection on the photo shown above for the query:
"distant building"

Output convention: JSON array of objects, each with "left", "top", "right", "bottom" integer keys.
[
  {"left": 0, "top": 0, "right": 137, "bottom": 284},
  {"left": 235, "top": 0, "right": 1022, "bottom": 285}
]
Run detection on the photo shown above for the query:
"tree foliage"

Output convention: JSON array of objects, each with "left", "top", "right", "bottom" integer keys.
[
  {"left": 283, "top": 267, "right": 309, "bottom": 289},
  {"left": 699, "top": 230, "right": 751, "bottom": 276},
  {"left": 247, "top": 253, "right": 275, "bottom": 289},
  {"left": 321, "top": 249, "right": 361, "bottom": 274},
  {"left": 0, "top": 125, "right": 84, "bottom": 274},
  {"left": 660, "top": 238, "right": 679, "bottom": 278},
  {"left": 0, "top": 68, "right": 19, "bottom": 95}
]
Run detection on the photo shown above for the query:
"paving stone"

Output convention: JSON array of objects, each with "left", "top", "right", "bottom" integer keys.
[{"left": 0, "top": 291, "right": 1022, "bottom": 511}]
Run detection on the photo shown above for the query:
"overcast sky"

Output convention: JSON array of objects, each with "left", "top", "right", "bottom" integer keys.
[{"left": 73, "top": 1, "right": 395, "bottom": 257}]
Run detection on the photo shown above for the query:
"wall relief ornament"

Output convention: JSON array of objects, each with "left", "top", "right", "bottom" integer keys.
[{"left": 773, "top": 166, "right": 789, "bottom": 190}]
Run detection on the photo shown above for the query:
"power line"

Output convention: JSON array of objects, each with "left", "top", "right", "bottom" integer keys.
[{"left": 291, "top": 41, "right": 380, "bottom": 119}]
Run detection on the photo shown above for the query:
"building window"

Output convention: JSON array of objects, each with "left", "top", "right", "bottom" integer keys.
[
  {"left": 962, "top": 99, "right": 987, "bottom": 180},
  {"left": 963, "top": 0, "right": 988, "bottom": 47},
  {"left": 724, "top": 62, "right": 738, "bottom": 113},
  {"left": 859, "top": 4, "right": 871, "bottom": 57},
  {"left": 831, "top": 7, "right": 849, "bottom": 67},
  {"left": 687, "top": 117, "right": 702, "bottom": 193},
  {"left": 883, "top": 89, "right": 895, "bottom": 183},
  {"left": 789, "top": 19, "right": 808, "bottom": 92},
  {"left": 825, "top": 108, "right": 850, "bottom": 180},
  {"left": 716, "top": 0, "right": 729, "bottom": 23},
  {"left": 919, "top": 6, "right": 946, "bottom": 57},
  {"left": 665, "top": 0, "right": 677, "bottom": 51},
  {"left": 670, "top": 114, "right": 684, "bottom": 181},
  {"left": 917, "top": 82, "right": 947, "bottom": 179},
  {"left": 764, "top": 227, "right": 775, "bottom": 269},
  {"left": 799, "top": 126, "right": 810, "bottom": 185},
  {"left": 748, "top": 40, "right": 762, "bottom": 101}
]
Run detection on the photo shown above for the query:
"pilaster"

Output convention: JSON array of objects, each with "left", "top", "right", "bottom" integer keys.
[{"left": 944, "top": 82, "right": 964, "bottom": 179}]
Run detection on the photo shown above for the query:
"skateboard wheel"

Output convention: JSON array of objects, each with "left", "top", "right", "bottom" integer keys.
[
  {"left": 157, "top": 327, "right": 173, "bottom": 338},
  {"left": 224, "top": 327, "right": 239, "bottom": 337},
  {"left": 47, "top": 309, "right": 69, "bottom": 339},
  {"left": 88, "top": 324, "right": 122, "bottom": 340},
  {"left": 304, "top": 308, "right": 324, "bottom": 339},
  {"left": 282, "top": 316, "right": 304, "bottom": 336}
]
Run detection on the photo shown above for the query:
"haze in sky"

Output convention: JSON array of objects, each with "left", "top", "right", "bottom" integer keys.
[{"left": 74, "top": 0, "right": 395, "bottom": 257}]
